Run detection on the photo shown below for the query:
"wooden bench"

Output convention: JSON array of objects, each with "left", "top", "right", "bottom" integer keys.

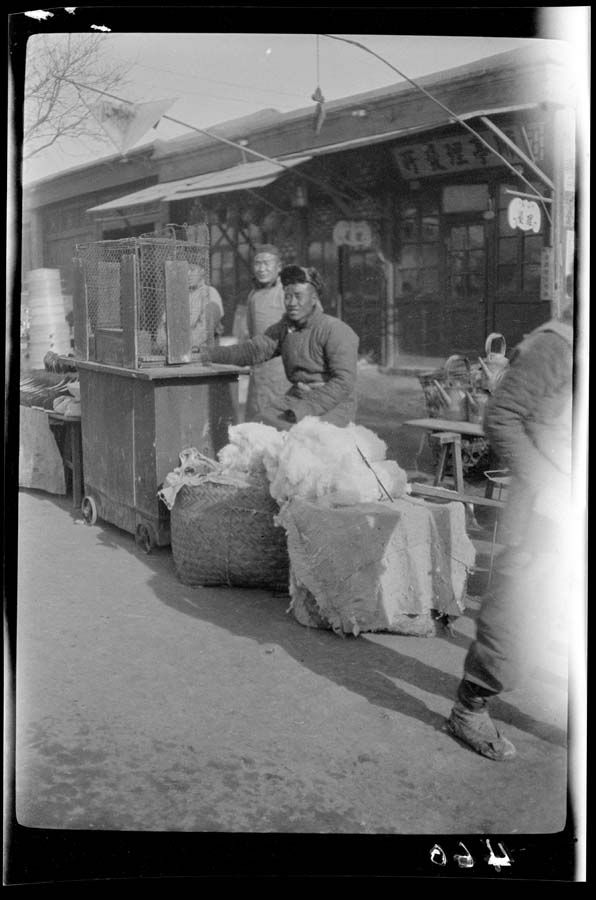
[
  {"left": 404, "top": 418, "right": 498, "bottom": 507},
  {"left": 408, "top": 481, "right": 506, "bottom": 509}
]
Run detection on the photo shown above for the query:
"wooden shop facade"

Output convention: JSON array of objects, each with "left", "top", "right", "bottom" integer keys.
[{"left": 22, "top": 43, "right": 577, "bottom": 364}]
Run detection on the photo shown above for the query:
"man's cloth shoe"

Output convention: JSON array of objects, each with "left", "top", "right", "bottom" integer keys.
[{"left": 446, "top": 703, "right": 517, "bottom": 761}]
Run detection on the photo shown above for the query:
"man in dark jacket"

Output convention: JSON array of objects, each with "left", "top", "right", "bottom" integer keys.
[
  {"left": 201, "top": 265, "right": 359, "bottom": 430},
  {"left": 446, "top": 305, "right": 574, "bottom": 761}
]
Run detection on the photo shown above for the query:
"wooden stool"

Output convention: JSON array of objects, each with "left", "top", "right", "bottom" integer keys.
[{"left": 432, "top": 431, "right": 465, "bottom": 494}]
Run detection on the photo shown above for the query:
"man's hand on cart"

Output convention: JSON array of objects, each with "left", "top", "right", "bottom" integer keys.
[{"left": 194, "top": 346, "right": 213, "bottom": 365}]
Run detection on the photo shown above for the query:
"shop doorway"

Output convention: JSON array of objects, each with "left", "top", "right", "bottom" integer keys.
[
  {"left": 443, "top": 217, "right": 489, "bottom": 356},
  {"left": 339, "top": 246, "right": 384, "bottom": 361}
]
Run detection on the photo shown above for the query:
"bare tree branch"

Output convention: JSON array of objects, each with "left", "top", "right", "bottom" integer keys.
[{"left": 23, "top": 34, "right": 132, "bottom": 160}]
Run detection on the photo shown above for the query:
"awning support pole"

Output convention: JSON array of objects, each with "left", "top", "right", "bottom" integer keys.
[
  {"left": 479, "top": 116, "right": 555, "bottom": 190},
  {"left": 321, "top": 34, "right": 555, "bottom": 213},
  {"left": 162, "top": 114, "right": 357, "bottom": 214},
  {"left": 504, "top": 188, "right": 553, "bottom": 203}
]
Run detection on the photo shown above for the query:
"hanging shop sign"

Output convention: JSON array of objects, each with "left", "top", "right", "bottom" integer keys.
[
  {"left": 393, "top": 123, "right": 545, "bottom": 179},
  {"left": 89, "top": 97, "right": 177, "bottom": 155},
  {"left": 563, "top": 193, "right": 575, "bottom": 230},
  {"left": 565, "top": 230, "right": 575, "bottom": 279},
  {"left": 332, "top": 220, "right": 373, "bottom": 248},
  {"left": 507, "top": 197, "right": 541, "bottom": 233}
]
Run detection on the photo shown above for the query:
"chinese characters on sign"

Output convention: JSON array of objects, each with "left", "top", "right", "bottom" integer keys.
[
  {"left": 393, "top": 124, "right": 545, "bottom": 179},
  {"left": 332, "top": 220, "right": 373, "bottom": 249},
  {"left": 540, "top": 247, "right": 554, "bottom": 301},
  {"left": 507, "top": 197, "right": 542, "bottom": 233}
]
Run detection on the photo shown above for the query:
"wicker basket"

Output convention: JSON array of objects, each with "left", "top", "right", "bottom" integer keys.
[
  {"left": 170, "top": 478, "right": 289, "bottom": 590},
  {"left": 418, "top": 355, "right": 492, "bottom": 477}
]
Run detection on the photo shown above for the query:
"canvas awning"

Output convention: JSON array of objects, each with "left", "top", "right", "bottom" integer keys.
[
  {"left": 86, "top": 99, "right": 545, "bottom": 216},
  {"left": 87, "top": 177, "right": 195, "bottom": 213},
  {"left": 161, "top": 156, "right": 311, "bottom": 201},
  {"left": 87, "top": 156, "right": 311, "bottom": 213}
]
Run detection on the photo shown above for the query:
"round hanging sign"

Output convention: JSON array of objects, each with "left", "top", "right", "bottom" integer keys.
[
  {"left": 332, "top": 220, "right": 373, "bottom": 248},
  {"left": 507, "top": 197, "right": 541, "bottom": 233}
]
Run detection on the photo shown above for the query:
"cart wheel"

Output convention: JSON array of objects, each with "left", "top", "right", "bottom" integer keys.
[
  {"left": 81, "top": 495, "right": 97, "bottom": 525},
  {"left": 135, "top": 523, "right": 155, "bottom": 554}
]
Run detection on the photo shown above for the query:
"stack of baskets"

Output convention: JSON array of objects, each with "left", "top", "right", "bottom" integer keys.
[
  {"left": 418, "top": 334, "right": 509, "bottom": 476},
  {"left": 26, "top": 269, "right": 71, "bottom": 369}
]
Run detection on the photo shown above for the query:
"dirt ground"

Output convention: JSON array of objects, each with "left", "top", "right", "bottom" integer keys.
[
  {"left": 14, "top": 489, "right": 569, "bottom": 832},
  {"left": 7, "top": 365, "right": 576, "bottom": 879}
]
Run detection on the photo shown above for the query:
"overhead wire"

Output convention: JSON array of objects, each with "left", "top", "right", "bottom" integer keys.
[
  {"left": 58, "top": 35, "right": 552, "bottom": 222},
  {"left": 57, "top": 76, "right": 364, "bottom": 213},
  {"left": 136, "top": 80, "right": 277, "bottom": 107},
  {"left": 126, "top": 59, "right": 306, "bottom": 100},
  {"left": 320, "top": 33, "right": 554, "bottom": 224}
]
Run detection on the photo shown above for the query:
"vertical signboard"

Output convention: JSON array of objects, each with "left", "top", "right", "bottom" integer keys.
[
  {"left": 540, "top": 247, "right": 555, "bottom": 302},
  {"left": 551, "top": 106, "right": 576, "bottom": 316}
]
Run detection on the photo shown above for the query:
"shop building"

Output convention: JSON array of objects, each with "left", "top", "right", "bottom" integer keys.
[{"left": 21, "top": 43, "right": 577, "bottom": 362}]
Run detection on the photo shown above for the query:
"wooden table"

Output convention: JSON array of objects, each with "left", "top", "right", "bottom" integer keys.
[
  {"left": 404, "top": 417, "right": 485, "bottom": 439},
  {"left": 403, "top": 417, "right": 504, "bottom": 509}
]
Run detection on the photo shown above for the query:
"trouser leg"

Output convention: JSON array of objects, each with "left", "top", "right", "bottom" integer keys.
[{"left": 463, "top": 536, "right": 562, "bottom": 696}]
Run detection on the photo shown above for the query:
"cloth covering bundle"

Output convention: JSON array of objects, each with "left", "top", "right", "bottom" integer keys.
[
  {"left": 158, "top": 447, "right": 224, "bottom": 510},
  {"left": 279, "top": 497, "right": 475, "bottom": 636},
  {"left": 19, "top": 406, "right": 66, "bottom": 494}
]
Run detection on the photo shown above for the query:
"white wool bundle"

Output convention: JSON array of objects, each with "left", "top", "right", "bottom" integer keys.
[
  {"left": 345, "top": 423, "right": 387, "bottom": 462},
  {"left": 332, "top": 460, "right": 409, "bottom": 506},
  {"left": 217, "top": 422, "right": 286, "bottom": 476},
  {"left": 265, "top": 416, "right": 406, "bottom": 505}
]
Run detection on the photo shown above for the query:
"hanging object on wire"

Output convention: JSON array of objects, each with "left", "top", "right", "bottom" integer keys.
[
  {"left": 88, "top": 96, "right": 178, "bottom": 155},
  {"left": 312, "top": 86, "right": 327, "bottom": 135},
  {"left": 311, "top": 34, "right": 326, "bottom": 135}
]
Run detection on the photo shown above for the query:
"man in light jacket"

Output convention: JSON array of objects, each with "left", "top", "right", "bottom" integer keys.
[{"left": 243, "top": 244, "right": 291, "bottom": 421}]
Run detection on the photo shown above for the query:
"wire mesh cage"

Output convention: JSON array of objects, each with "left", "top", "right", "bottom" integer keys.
[{"left": 75, "top": 225, "right": 210, "bottom": 367}]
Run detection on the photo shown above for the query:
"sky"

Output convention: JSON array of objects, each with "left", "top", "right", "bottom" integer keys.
[{"left": 17, "top": 10, "right": 589, "bottom": 184}]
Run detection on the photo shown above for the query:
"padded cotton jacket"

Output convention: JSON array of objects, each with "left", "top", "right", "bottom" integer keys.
[
  {"left": 485, "top": 319, "right": 573, "bottom": 486},
  {"left": 208, "top": 307, "right": 359, "bottom": 426},
  {"left": 485, "top": 317, "right": 573, "bottom": 537}
]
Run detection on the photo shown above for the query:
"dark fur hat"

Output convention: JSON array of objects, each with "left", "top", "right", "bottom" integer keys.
[{"left": 280, "top": 265, "right": 324, "bottom": 296}]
